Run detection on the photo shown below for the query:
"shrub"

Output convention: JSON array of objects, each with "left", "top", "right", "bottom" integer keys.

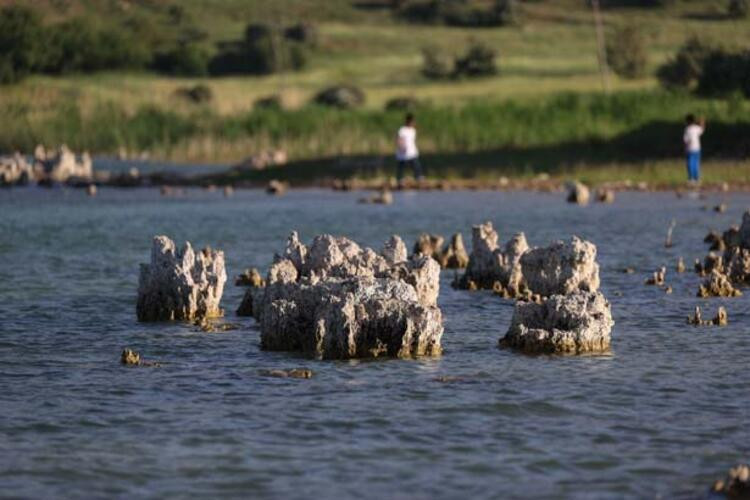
[
  {"left": 314, "top": 85, "right": 366, "bottom": 109},
  {"left": 453, "top": 40, "right": 497, "bottom": 78},
  {"left": 657, "top": 37, "right": 716, "bottom": 89},
  {"left": 397, "top": 0, "right": 518, "bottom": 27},
  {"left": 421, "top": 47, "right": 453, "bottom": 79},
  {"left": 605, "top": 25, "right": 648, "bottom": 79},
  {"left": 284, "top": 23, "right": 318, "bottom": 46},
  {"left": 0, "top": 6, "right": 44, "bottom": 84},
  {"left": 385, "top": 96, "right": 420, "bottom": 111},
  {"left": 174, "top": 84, "right": 213, "bottom": 103},
  {"left": 696, "top": 50, "right": 750, "bottom": 97},
  {"left": 255, "top": 95, "right": 283, "bottom": 110},
  {"left": 152, "top": 42, "right": 209, "bottom": 76},
  {"left": 209, "top": 23, "right": 307, "bottom": 76},
  {"left": 728, "top": 0, "right": 749, "bottom": 18}
]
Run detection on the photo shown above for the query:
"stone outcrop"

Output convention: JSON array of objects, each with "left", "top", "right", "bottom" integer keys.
[
  {"left": 358, "top": 188, "right": 393, "bottom": 205},
  {"left": 136, "top": 236, "right": 227, "bottom": 321},
  {"left": 235, "top": 268, "right": 265, "bottom": 287},
  {"left": 266, "top": 179, "right": 288, "bottom": 195},
  {"left": 1, "top": 145, "right": 94, "bottom": 186},
  {"left": 595, "top": 188, "right": 615, "bottom": 204},
  {"left": 687, "top": 305, "right": 728, "bottom": 326},
  {"left": 645, "top": 267, "right": 666, "bottom": 286},
  {"left": 500, "top": 291, "right": 613, "bottom": 354},
  {"left": 456, "top": 222, "right": 529, "bottom": 294},
  {"left": 251, "top": 233, "right": 443, "bottom": 359},
  {"left": 413, "top": 233, "right": 444, "bottom": 260},
  {"left": 712, "top": 464, "right": 750, "bottom": 498},
  {"left": 0, "top": 153, "right": 34, "bottom": 186},
  {"left": 520, "top": 237, "right": 599, "bottom": 297}
]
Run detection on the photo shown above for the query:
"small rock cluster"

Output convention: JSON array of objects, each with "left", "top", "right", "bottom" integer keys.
[
  {"left": 136, "top": 236, "right": 227, "bottom": 322},
  {"left": 696, "top": 211, "right": 750, "bottom": 297},
  {"left": 0, "top": 145, "right": 93, "bottom": 187},
  {"left": 687, "top": 305, "right": 728, "bottom": 326},
  {"left": 712, "top": 464, "right": 750, "bottom": 498},
  {"left": 247, "top": 232, "right": 444, "bottom": 360}
]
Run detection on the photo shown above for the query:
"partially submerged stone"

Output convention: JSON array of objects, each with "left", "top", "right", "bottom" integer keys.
[
  {"left": 457, "top": 222, "right": 529, "bottom": 293},
  {"left": 712, "top": 464, "right": 750, "bottom": 498},
  {"left": 521, "top": 237, "right": 599, "bottom": 297},
  {"left": 121, "top": 348, "right": 141, "bottom": 365},
  {"left": 413, "top": 233, "right": 444, "bottom": 261},
  {"left": 595, "top": 188, "right": 615, "bottom": 204},
  {"left": 676, "top": 257, "right": 685, "bottom": 273},
  {"left": 235, "top": 268, "right": 265, "bottom": 287},
  {"left": 645, "top": 267, "right": 666, "bottom": 286},
  {"left": 500, "top": 291, "right": 613, "bottom": 354},
  {"left": 266, "top": 179, "right": 288, "bottom": 195},
  {"left": 698, "top": 269, "right": 742, "bottom": 298},
  {"left": 382, "top": 235, "right": 407, "bottom": 266},
  {"left": 438, "top": 233, "right": 469, "bottom": 269},
  {"left": 136, "top": 236, "right": 227, "bottom": 322},
  {"left": 358, "top": 188, "right": 393, "bottom": 205},
  {"left": 260, "top": 368, "right": 313, "bottom": 379},
  {"left": 689, "top": 305, "right": 729, "bottom": 326},
  {"left": 252, "top": 233, "right": 444, "bottom": 360},
  {"left": 566, "top": 181, "right": 590, "bottom": 205}
]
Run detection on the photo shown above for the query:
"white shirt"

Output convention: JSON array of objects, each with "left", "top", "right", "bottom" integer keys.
[
  {"left": 396, "top": 126, "right": 418, "bottom": 160},
  {"left": 684, "top": 124, "right": 704, "bottom": 153}
]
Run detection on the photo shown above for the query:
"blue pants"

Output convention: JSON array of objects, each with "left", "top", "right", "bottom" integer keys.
[
  {"left": 397, "top": 158, "right": 423, "bottom": 183},
  {"left": 686, "top": 151, "right": 701, "bottom": 181}
]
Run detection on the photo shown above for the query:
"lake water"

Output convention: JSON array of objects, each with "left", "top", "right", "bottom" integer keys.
[{"left": 1, "top": 187, "right": 748, "bottom": 499}]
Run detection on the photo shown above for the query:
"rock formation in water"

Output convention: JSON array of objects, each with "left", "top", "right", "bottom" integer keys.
[
  {"left": 500, "top": 291, "right": 613, "bottom": 354},
  {"left": 645, "top": 267, "right": 666, "bottom": 286},
  {"left": 697, "top": 269, "right": 742, "bottom": 298},
  {"left": 382, "top": 235, "right": 408, "bottom": 266},
  {"left": 235, "top": 268, "right": 265, "bottom": 287},
  {"left": 438, "top": 233, "right": 469, "bottom": 269},
  {"left": 266, "top": 179, "right": 288, "bottom": 195},
  {"left": 712, "top": 464, "right": 750, "bottom": 498},
  {"left": 251, "top": 232, "right": 443, "bottom": 359},
  {"left": 595, "top": 188, "right": 615, "bottom": 204},
  {"left": 137, "top": 236, "right": 227, "bottom": 322},
  {"left": 697, "top": 212, "right": 750, "bottom": 291},
  {"left": 455, "top": 222, "right": 529, "bottom": 295},
  {"left": 413, "top": 233, "right": 444, "bottom": 261},
  {"left": 358, "top": 188, "right": 393, "bottom": 205},
  {"left": 0, "top": 153, "right": 34, "bottom": 186},
  {"left": 566, "top": 181, "right": 590, "bottom": 205},
  {"left": 520, "top": 237, "right": 600, "bottom": 297}
]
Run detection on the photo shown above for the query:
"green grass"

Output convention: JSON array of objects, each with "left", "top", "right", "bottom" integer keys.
[{"left": 1, "top": 0, "right": 749, "bottom": 185}]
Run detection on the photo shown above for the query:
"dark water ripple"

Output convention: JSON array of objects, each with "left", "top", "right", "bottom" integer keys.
[{"left": 1, "top": 187, "right": 749, "bottom": 499}]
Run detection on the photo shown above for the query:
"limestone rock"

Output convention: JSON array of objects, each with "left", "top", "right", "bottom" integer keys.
[
  {"left": 358, "top": 188, "right": 393, "bottom": 205},
  {"left": 566, "top": 181, "right": 590, "bottom": 205},
  {"left": 439, "top": 232, "right": 469, "bottom": 269},
  {"left": 500, "top": 291, "right": 613, "bottom": 354},
  {"left": 676, "top": 257, "right": 685, "bottom": 273},
  {"left": 252, "top": 232, "right": 444, "bottom": 359},
  {"left": 235, "top": 268, "right": 265, "bottom": 287},
  {"left": 645, "top": 267, "right": 666, "bottom": 286},
  {"left": 698, "top": 269, "right": 742, "bottom": 298},
  {"left": 726, "top": 247, "right": 750, "bottom": 284},
  {"left": 382, "top": 235, "right": 407, "bottom": 266},
  {"left": 260, "top": 368, "right": 313, "bottom": 379},
  {"left": 413, "top": 233, "right": 444, "bottom": 260},
  {"left": 121, "top": 348, "right": 141, "bottom": 365},
  {"left": 266, "top": 179, "right": 288, "bottom": 195},
  {"left": 136, "top": 236, "right": 227, "bottom": 321},
  {"left": 0, "top": 153, "right": 34, "bottom": 186},
  {"left": 712, "top": 464, "right": 750, "bottom": 498},
  {"left": 520, "top": 237, "right": 600, "bottom": 297},
  {"left": 595, "top": 188, "right": 615, "bottom": 204}
]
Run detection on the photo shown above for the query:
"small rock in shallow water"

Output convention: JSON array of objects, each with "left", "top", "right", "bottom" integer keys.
[
  {"left": 266, "top": 179, "right": 288, "bottom": 195},
  {"left": 676, "top": 257, "right": 685, "bottom": 273},
  {"left": 235, "top": 268, "right": 265, "bottom": 287},
  {"left": 621, "top": 267, "right": 635, "bottom": 274},
  {"left": 644, "top": 267, "right": 666, "bottom": 286},
  {"left": 121, "top": 348, "right": 140, "bottom": 365},
  {"left": 260, "top": 368, "right": 313, "bottom": 379},
  {"left": 714, "top": 203, "right": 727, "bottom": 213},
  {"left": 566, "top": 181, "right": 590, "bottom": 205},
  {"left": 697, "top": 269, "right": 742, "bottom": 298},
  {"left": 711, "top": 464, "right": 750, "bottom": 498}
]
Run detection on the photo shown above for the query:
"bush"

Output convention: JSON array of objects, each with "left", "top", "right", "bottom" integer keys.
[
  {"left": 657, "top": 37, "right": 714, "bottom": 88},
  {"left": 314, "top": 85, "right": 366, "bottom": 109},
  {"left": 0, "top": 6, "right": 44, "bottom": 84},
  {"left": 397, "top": 0, "right": 518, "bottom": 27},
  {"left": 152, "top": 42, "right": 209, "bottom": 76},
  {"left": 385, "top": 96, "right": 420, "bottom": 111},
  {"left": 728, "top": 0, "right": 749, "bottom": 18},
  {"left": 209, "top": 23, "right": 307, "bottom": 76},
  {"left": 255, "top": 95, "right": 283, "bottom": 110},
  {"left": 284, "top": 23, "right": 318, "bottom": 46},
  {"left": 696, "top": 50, "right": 750, "bottom": 97},
  {"left": 453, "top": 40, "right": 497, "bottom": 78},
  {"left": 174, "top": 84, "right": 213, "bottom": 104},
  {"left": 421, "top": 47, "right": 453, "bottom": 79},
  {"left": 605, "top": 25, "right": 648, "bottom": 79}
]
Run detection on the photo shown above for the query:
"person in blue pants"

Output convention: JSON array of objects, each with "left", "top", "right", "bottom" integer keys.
[
  {"left": 683, "top": 114, "right": 705, "bottom": 183},
  {"left": 395, "top": 113, "right": 424, "bottom": 188}
]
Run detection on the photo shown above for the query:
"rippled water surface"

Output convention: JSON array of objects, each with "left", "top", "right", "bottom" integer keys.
[{"left": 1, "top": 187, "right": 749, "bottom": 499}]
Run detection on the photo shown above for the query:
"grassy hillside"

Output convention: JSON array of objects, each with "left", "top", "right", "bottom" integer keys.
[{"left": 1, "top": 0, "right": 749, "bottom": 184}]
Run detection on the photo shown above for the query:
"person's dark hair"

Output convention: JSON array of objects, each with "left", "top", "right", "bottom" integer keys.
[
  {"left": 405, "top": 112, "right": 415, "bottom": 125},
  {"left": 686, "top": 113, "right": 696, "bottom": 124}
]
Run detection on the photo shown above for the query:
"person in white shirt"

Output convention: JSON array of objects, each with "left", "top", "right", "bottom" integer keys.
[
  {"left": 395, "top": 113, "right": 423, "bottom": 188},
  {"left": 683, "top": 114, "right": 705, "bottom": 183}
]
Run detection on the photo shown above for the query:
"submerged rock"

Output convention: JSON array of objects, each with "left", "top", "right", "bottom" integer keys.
[
  {"left": 0, "top": 153, "right": 34, "bottom": 186},
  {"left": 712, "top": 464, "right": 750, "bottom": 498},
  {"left": 595, "top": 188, "right": 615, "bottom": 204},
  {"left": 457, "top": 222, "right": 529, "bottom": 293},
  {"left": 500, "top": 291, "right": 613, "bottom": 354},
  {"left": 121, "top": 348, "right": 141, "bottom": 365},
  {"left": 136, "top": 236, "right": 227, "bottom": 322},
  {"left": 259, "top": 368, "right": 313, "bottom": 379},
  {"left": 676, "top": 257, "right": 685, "bottom": 273},
  {"left": 266, "top": 179, "right": 288, "bottom": 195},
  {"left": 358, "top": 188, "right": 393, "bottom": 205},
  {"left": 252, "top": 233, "right": 444, "bottom": 359},
  {"left": 520, "top": 237, "right": 600, "bottom": 297}
]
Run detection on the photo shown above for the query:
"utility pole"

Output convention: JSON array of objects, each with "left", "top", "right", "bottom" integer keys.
[{"left": 591, "top": 0, "right": 611, "bottom": 94}]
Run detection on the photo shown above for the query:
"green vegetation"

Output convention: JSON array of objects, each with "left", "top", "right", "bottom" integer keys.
[{"left": 0, "top": 0, "right": 749, "bottom": 185}]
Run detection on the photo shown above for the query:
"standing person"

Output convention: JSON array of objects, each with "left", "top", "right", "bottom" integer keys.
[
  {"left": 684, "top": 114, "right": 705, "bottom": 184},
  {"left": 395, "top": 113, "right": 423, "bottom": 188}
]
